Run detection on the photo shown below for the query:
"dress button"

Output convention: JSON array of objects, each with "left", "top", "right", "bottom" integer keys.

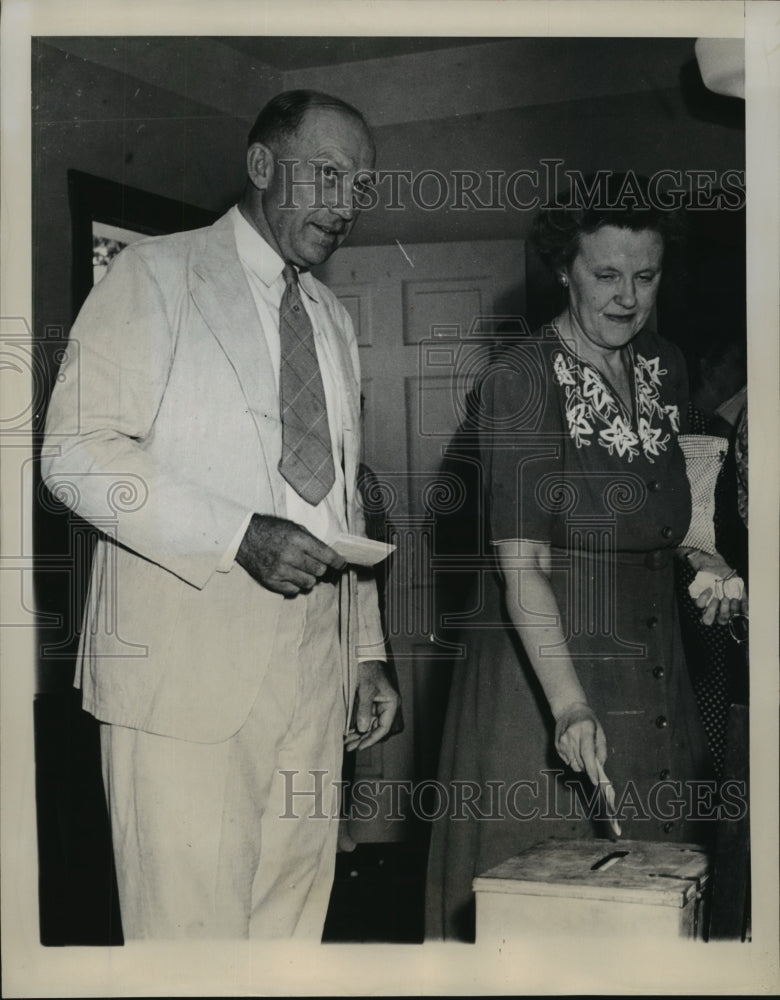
[
  {"left": 645, "top": 550, "right": 665, "bottom": 570},
  {"left": 659, "top": 769, "right": 671, "bottom": 780},
  {"left": 647, "top": 616, "right": 658, "bottom": 629},
  {"left": 655, "top": 715, "right": 668, "bottom": 729},
  {"left": 648, "top": 480, "right": 660, "bottom": 492},
  {"left": 663, "top": 822, "right": 674, "bottom": 834},
  {"left": 661, "top": 526, "right": 673, "bottom": 539},
  {"left": 653, "top": 665, "right": 665, "bottom": 679}
]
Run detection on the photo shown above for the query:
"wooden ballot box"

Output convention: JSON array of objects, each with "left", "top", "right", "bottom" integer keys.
[{"left": 473, "top": 839, "right": 710, "bottom": 942}]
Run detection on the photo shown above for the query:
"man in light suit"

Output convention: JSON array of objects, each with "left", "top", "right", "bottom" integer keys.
[{"left": 42, "top": 90, "right": 399, "bottom": 939}]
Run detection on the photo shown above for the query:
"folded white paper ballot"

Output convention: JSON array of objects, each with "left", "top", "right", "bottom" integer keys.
[
  {"left": 328, "top": 533, "right": 396, "bottom": 567},
  {"left": 688, "top": 569, "right": 745, "bottom": 602}
]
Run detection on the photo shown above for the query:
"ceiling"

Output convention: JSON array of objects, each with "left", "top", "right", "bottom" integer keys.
[
  {"left": 35, "top": 35, "right": 708, "bottom": 133},
  {"left": 217, "top": 35, "right": 493, "bottom": 70}
]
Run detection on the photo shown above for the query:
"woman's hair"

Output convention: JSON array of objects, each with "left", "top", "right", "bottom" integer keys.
[
  {"left": 247, "top": 89, "right": 372, "bottom": 152},
  {"left": 530, "top": 172, "right": 687, "bottom": 273}
]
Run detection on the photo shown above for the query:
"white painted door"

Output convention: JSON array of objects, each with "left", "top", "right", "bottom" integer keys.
[{"left": 314, "top": 239, "right": 526, "bottom": 841}]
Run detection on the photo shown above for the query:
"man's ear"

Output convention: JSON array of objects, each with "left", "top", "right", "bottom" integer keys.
[{"left": 246, "top": 142, "right": 274, "bottom": 191}]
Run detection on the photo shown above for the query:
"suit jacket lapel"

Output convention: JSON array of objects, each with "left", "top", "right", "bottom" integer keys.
[
  {"left": 189, "top": 213, "right": 286, "bottom": 512},
  {"left": 324, "top": 314, "right": 360, "bottom": 530}
]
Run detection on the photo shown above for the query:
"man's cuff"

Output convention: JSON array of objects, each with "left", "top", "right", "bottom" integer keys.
[{"left": 217, "top": 511, "right": 253, "bottom": 573}]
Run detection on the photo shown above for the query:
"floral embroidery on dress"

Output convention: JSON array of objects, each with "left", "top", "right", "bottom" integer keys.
[
  {"left": 581, "top": 367, "right": 617, "bottom": 415},
  {"left": 636, "top": 354, "right": 665, "bottom": 388},
  {"left": 600, "top": 414, "right": 640, "bottom": 459},
  {"left": 663, "top": 404, "right": 680, "bottom": 433},
  {"left": 553, "top": 352, "right": 577, "bottom": 386},
  {"left": 635, "top": 353, "right": 668, "bottom": 422},
  {"left": 552, "top": 346, "right": 678, "bottom": 463},
  {"left": 565, "top": 399, "right": 595, "bottom": 448},
  {"left": 637, "top": 416, "right": 669, "bottom": 458}
]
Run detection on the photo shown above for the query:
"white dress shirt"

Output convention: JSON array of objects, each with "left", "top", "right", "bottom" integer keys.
[{"left": 218, "top": 205, "right": 349, "bottom": 570}]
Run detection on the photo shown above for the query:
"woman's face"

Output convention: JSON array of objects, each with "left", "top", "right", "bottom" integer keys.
[{"left": 564, "top": 225, "right": 664, "bottom": 351}]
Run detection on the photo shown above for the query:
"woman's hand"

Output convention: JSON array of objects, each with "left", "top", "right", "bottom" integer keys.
[
  {"left": 685, "top": 549, "right": 747, "bottom": 626},
  {"left": 553, "top": 701, "right": 607, "bottom": 786}
]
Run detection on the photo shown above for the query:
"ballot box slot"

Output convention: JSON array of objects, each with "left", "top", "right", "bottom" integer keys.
[
  {"left": 590, "top": 850, "right": 630, "bottom": 872},
  {"left": 647, "top": 873, "right": 702, "bottom": 882}
]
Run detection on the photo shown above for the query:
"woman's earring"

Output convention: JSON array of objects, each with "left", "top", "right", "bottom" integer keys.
[{"left": 559, "top": 274, "right": 568, "bottom": 287}]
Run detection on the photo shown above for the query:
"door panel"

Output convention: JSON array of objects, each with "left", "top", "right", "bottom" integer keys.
[
  {"left": 314, "top": 239, "right": 525, "bottom": 841},
  {"left": 402, "top": 277, "right": 489, "bottom": 344}
]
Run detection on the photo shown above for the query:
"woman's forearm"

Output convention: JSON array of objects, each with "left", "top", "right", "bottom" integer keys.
[
  {"left": 496, "top": 540, "right": 607, "bottom": 779},
  {"left": 495, "top": 541, "right": 588, "bottom": 719}
]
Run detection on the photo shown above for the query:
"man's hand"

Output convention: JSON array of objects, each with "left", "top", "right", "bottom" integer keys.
[
  {"left": 554, "top": 701, "right": 607, "bottom": 786},
  {"left": 344, "top": 660, "right": 400, "bottom": 752},
  {"left": 236, "top": 513, "right": 346, "bottom": 596}
]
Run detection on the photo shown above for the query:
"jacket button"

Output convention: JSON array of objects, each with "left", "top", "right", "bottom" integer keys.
[
  {"left": 663, "top": 822, "right": 674, "bottom": 834},
  {"left": 653, "top": 665, "right": 665, "bottom": 679},
  {"left": 647, "top": 616, "right": 658, "bottom": 629},
  {"left": 659, "top": 769, "right": 671, "bottom": 780},
  {"left": 648, "top": 480, "right": 660, "bottom": 492},
  {"left": 655, "top": 715, "right": 668, "bottom": 729},
  {"left": 661, "top": 526, "right": 673, "bottom": 539}
]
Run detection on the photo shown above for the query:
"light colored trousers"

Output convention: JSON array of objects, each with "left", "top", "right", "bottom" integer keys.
[{"left": 100, "top": 579, "right": 344, "bottom": 939}]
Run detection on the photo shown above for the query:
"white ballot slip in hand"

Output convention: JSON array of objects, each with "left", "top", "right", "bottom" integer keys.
[
  {"left": 595, "top": 760, "right": 622, "bottom": 840},
  {"left": 328, "top": 532, "right": 396, "bottom": 567}
]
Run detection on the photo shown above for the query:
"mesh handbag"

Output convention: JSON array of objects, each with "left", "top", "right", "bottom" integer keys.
[{"left": 678, "top": 434, "right": 729, "bottom": 554}]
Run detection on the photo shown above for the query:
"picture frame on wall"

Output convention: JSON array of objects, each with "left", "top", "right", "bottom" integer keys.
[{"left": 67, "top": 169, "right": 217, "bottom": 316}]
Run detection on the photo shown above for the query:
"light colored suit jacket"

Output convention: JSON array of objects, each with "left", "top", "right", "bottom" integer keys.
[{"left": 42, "top": 212, "right": 385, "bottom": 742}]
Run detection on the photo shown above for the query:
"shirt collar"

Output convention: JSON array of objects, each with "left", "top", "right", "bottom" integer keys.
[{"left": 230, "top": 205, "right": 319, "bottom": 303}]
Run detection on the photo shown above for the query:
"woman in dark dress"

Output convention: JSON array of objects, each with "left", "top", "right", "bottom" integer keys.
[{"left": 425, "top": 190, "right": 744, "bottom": 942}]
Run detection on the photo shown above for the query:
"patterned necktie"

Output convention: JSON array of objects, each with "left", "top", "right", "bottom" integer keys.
[{"left": 278, "top": 264, "right": 336, "bottom": 505}]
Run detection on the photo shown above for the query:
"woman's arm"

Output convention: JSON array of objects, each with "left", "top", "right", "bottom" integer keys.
[{"left": 495, "top": 538, "right": 607, "bottom": 784}]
